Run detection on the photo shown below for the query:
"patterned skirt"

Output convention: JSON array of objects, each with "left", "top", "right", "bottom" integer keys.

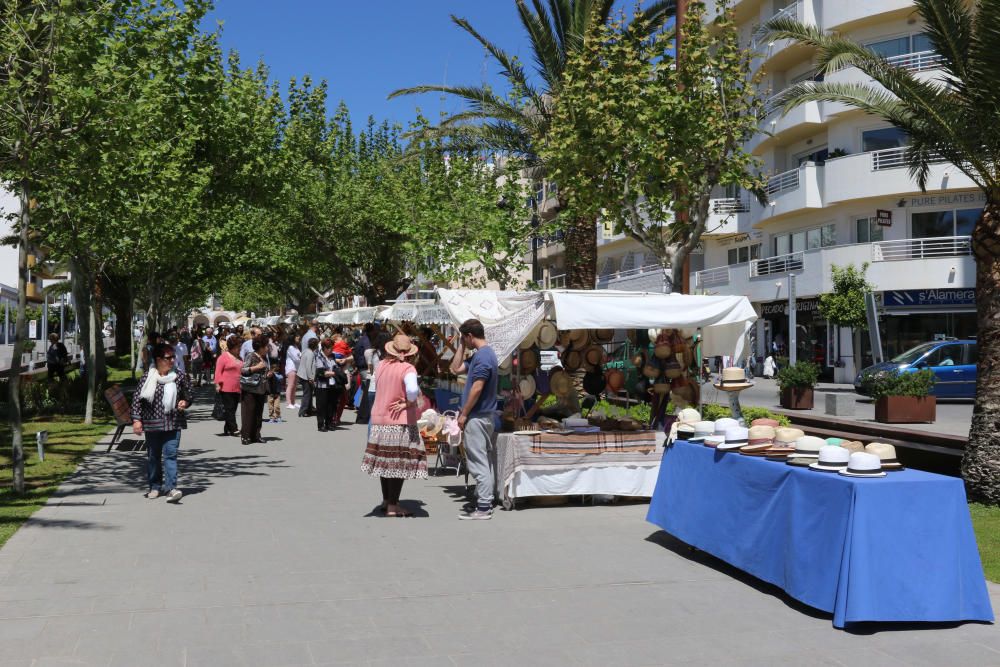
[{"left": 361, "top": 424, "right": 428, "bottom": 480}]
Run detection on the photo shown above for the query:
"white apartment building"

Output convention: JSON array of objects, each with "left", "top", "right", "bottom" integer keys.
[{"left": 690, "top": 0, "right": 978, "bottom": 381}]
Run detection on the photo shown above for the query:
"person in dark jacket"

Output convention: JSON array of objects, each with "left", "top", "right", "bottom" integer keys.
[
  {"left": 240, "top": 336, "right": 272, "bottom": 445},
  {"left": 131, "top": 342, "right": 192, "bottom": 503}
]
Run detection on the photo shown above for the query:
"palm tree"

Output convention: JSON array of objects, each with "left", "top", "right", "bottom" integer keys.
[
  {"left": 767, "top": 0, "right": 1000, "bottom": 503},
  {"left": 389, "top": 0, "right": 676, "bottom": 290}
]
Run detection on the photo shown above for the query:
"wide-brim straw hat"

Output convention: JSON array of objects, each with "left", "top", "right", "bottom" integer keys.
[
  {"left": 537, "top": 321, "right": 558, "bottom": 349},
  {"left": 866, "top": 442, "right": 904, "bottom": 470},
  {"left": 550, "top": 369, "right": 573, "bottom": 397},
  {"left": 751, "top": 418, "right": 780, "bottom": 428},
  {"left": 643, "top": 363, "right": 662, "bottom": 380},
  {"left": 519, "top": 348, "right": 540, "bottom": 374},
  {"left": 568, "top": 329, "right": 589, "bottom": 349},
  {"left": 652, "top": 380, "right": 672, "bottom": 395},
  {"left": 653, "top": 342, "right": 673, "bottom": 359},
  {"left": 606, "top": 368, "right": 626, "bottom": 392},
  {"left": 385, "top": 333, "right": 418, "bottom": 359},
  {"left": 558, "top": 330, "right": 573, "bottom": 348},
  {"left": 518, "top": 375, "right": 536, "bottom": 398},
  {"left": 593, "top": 328, "right": 615, "bottom": 343},
  {"left": 518, "top": 326, "right": 538, "bottom": 350},
  {"left": 839, "top": 451, "right": 887, "bottom": 478},
  {"left": 583, "top": 345, "right": 605, "bottom": 370},
  {"left": 676, "top": 407, "right": 701, "bottom": 425},
  {"left": 561, "top": 348, "right": 582, "bottom": 372},
  {"left": 714, "top": 367, "right": 753, "bottom": 391}
]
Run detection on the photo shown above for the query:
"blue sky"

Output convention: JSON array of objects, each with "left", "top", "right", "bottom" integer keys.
[{"left": 205, "top": 1, "right": 533, "bottom": 127}]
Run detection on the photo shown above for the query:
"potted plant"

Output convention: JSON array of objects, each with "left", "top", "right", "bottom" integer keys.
[
  {"left": 861, "top": 369, "right": 936, "bottom": 423},
  {"left": 776, "top": 361, "right": 819, "bottom": 409}
]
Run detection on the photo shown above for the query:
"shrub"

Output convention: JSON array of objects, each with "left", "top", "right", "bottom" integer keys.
[
  {"left": 859, "top": 368, "right": 935, "bottom": 401},
  {"left": 586, "top": 399, "right": 654, "bottom": 423},
  {"left": 700, "top": 403, "right": 791, "bottom": 426},
  {"left": 775, "top": 361, "right": 820, "bottom": 391}
]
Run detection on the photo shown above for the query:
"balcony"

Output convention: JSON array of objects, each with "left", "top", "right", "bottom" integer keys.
[
  {"left": 546, "top": 273, "right": 566, "bottom": 289},
  {"left": 750, "top": 2, "right": 814, "bottom": 71},
  {"left": 752, "top": 85, "right": 823, "bottom": 153},
  {"left": 597, "top": 263, "right": 665, "bottom": 292},
  {"left": 824, "top": 150, "right": 977, "bottom": 205},
  {"left": 821, "top": 0, "right": 915, "bottom": 32},
  {"left": 823, "top": 52, "right": 947, "bottom": 118},
  {"left": 705, "top": 196, "right": 751, "bottom": 236},
  {"left": 757, "top": 163, "right": 824, "bottom": 221},
  {"left": 690, "top": 237, "right": 975, "bottom": 302}
]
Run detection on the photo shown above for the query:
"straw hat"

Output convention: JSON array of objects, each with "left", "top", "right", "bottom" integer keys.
[
  {"left": 518, "top": 326, "right": 538, "bottom": 350},
  {"left": 519, "top": 348, "right": 540, "bottom": 374},
  {"left": 518, "top": 375, "right": 537, "bottom": 398},
  {"left": 714, "top": 367, "right": 753, "bottom": 392},
  {"left": 751, "top": 418, "right": 780, "bottom": 428},
  {"left": 809, "top": 446, "right": 851, "bottom": 472},
  {"left": 642, "top": 362, "right": 662, "bottom": 379},
  {"left": 385, "top": 333, "right": 418, "bottom": 360},
  {"left": 558, "top": 330, "right": 573, "bottom": 348},
  {"left": 748, "top": 425, "right": 776, "bottom": 446},
  {"left": 498, "top": 355, "right": 512, "bottom": 376},
  {"left": 653, "top": 340, "right": 673, "bottom": 359},
  {"left": 583, "top": 345, "right": 605, "bottom": 370},
  {"left": 717, "top": 426, "right": 749, "bottom": 451},
  {"left": 689, "top": 421, "right": 714, "bottom": 443},
  {"left": 594, "top": 328, "right": 615, "bottom": 343},
  {"left": 839, "top": 451, "right": 886, "bottom": 478},
  {"left": 550, "top": 369, "right": 573, "bottom": 397},
  {"left": 774, "top": 427, "right": 805, "bottom": 447},
  {"left": 568, "top": 329, "right": 589, "bottom": 348},
  {"left": 825, "top": 437, "right": 845, "bottom": 447},
  {"left": 677, "top": 408, "right": 702, "bottom": 425},
  {"left": 537, "top": 321, "right": 558, "bottom": 349},
  {"left": 789, "top": 435, "right": 825, "bottom": 460},
  {"left": 841, "top": 440, "right": 865, "bottom": 454},
  {"left": 561, "top": 348, "right": 583, "bottom": 372},
  {"left": 713, "top": 418, "right": 738, "bottom": 435},
  {"left": 865, "top": 442, "right": 904, "bottom": 470},
  {"left": 606, "top": 368, "right": 626, "bottom": 392}
]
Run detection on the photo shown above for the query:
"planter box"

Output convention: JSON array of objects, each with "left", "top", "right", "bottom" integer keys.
[
  {"left": 780, "top": 387, "right": 814, "bottom": 410},
  {"left": 875, "top": 396, "right": 937, "bottom": 423}
]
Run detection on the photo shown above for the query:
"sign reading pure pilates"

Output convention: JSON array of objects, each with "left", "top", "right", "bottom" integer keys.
[
  {"left": 876, "top": 209, "right": 893, "bottom": 226},
  {"left": 883, "top": 289, "right": 976, "bottom": 308},
  {"left": 761, "top": 297, "right": 821, "bottom": 317},
  {"left": 908, "top": 191, "right": 986, "bottom": 208}
]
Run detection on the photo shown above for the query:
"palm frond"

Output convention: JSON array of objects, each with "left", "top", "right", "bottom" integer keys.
[
  {"left": 516, "top": 0, "right": 565, "bottom": 91},
  {"left": 387, "top": 84, "right": 526, "bottom": 123},
  {"left": 448, "top": 15, "right": 538, "bottom": 100},
  {"left": 965, "top": 0, "right": 1000, "bottom": 113},
  {"left": 773, "top": 81, "right": 912, "bottom": 128},
  {"left": 635, "top": 0, "right": 677, "bottom": 34},
  {"left": 914, "top": 0, "right": 971, "bottom": 83}
]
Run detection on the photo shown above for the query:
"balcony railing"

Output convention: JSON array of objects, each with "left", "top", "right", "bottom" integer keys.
[
  {"left": 695, "top": 266, "right": 731, "bottom": 288},
  {"left": 750, "top": 251, "right": 804, "bottom": 277},
  {"left": 884, "top": 49, "right": 945, "bottom": 73},
  {"left": 750, "top": 3, "right": 797, "bottom": 50},
  {"left": 712, "top": 197, "right": 750, "bottom": 214},
  {"left": 547, "top": 273, "right": 566, "bottom": 289},
  {"left": 872, "top": 236, "right": 971, "bottom": 261},
  {"left": 870, "top": 146, "right": 946, "bottom": 171},
  {"left": 766, "top": 168, "right": 800, "bottom": 195}
]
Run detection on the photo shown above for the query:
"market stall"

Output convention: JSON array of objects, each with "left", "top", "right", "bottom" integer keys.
[
  {"left": 436, "top": 288, "right": 758, "bottom": 506},
  {"left": 647, "top": 439, "right": 994, "bottom": 628}
]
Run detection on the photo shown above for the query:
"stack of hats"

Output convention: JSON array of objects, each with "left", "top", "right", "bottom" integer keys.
[
  {"left": 808, "top": 445, "right": 851, "bottom": 472},
  {"left": 839, "top": 452, "right": 886, "bottom": 478},
  {"left": 761, "top": 427, "right": 802, "bottom": 461},
  {"left": 751, "top": 417, "right": 780, "bottom": 428},
  {"left": 739, "top": 425, "right": 775, "bottom": 456},
  {"left": 670, "top": 408, "right": 703, "bottom": 444},
  {"left": 689, "top": 421, "right": 714, "bottom": 444},
  {"left": 787, "top": 435, "right": 825, "bottom": 467},
  {"left": 704, "top": 418, "right": 738, "bottom": 448},
  {"left": 716, "top": 426, "right": 749, "bottom": 451}
]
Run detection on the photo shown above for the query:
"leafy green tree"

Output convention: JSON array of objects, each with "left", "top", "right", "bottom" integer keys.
[
  {"left": 766, "top": 0, "right": 1000, "bottom": 502},
  {"left": 818, "top": 263, "right": 873, "bottom": 375},
  {"left": 543, "top": 1, "right": 765, "bottom": 293},
  {"left": 390, "top": 0, "right": 676, "bottom": 290}
]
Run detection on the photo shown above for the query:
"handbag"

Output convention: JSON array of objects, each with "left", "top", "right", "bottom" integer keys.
[
  {"left": 212, "top": 393, "right": 226, "bottom": 421},
  {"left": 240, "top": 353, "right": 264, "bottom": 389}
]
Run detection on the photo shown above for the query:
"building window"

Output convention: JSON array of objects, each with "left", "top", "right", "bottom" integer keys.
[
  {"left": 599, "top": 257, "right": 617, "bottom": 277},
  {"left": 773, "top": 224, "right": 835, "bottom": 256},
  {"left": 620, "top": 252, "right": 636, "bottom": 272},
  {"left": 796, "top": 147, "right": 829, "bottom": 166},
  {"left": 856, "top": 217, "right": 885, "bottom": 243},
  {"left": 727, "top": 243, "right": 761, "bottom": 266},
  {"left": 862, "top": 127, "right": 908, "bottom": 152},
  {"left": 912, "top": 207, "right": 982, "bottom": 238},
  {"left": 865, "top": 33, "right": 931, "bottom": 59}
]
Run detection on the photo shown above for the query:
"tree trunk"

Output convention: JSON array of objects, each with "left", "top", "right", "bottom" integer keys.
[
  {"left": 564, "top": 215, "right": 597, "bottom": 289},
  {"left": 69, "top": 266, "right": 95, "bottom": 424},
  {"left": 7, "top": 181, "right": 32, "bottom": 494},
  {"left": 963, "top": 200, "right": 1000, "bottom": 504}
]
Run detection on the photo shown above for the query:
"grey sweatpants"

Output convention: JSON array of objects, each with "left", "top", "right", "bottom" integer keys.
[{"left": 464, "top": 416, "right": 496, "bottom": 510}]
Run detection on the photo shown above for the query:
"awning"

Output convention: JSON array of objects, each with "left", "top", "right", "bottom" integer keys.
[
  {"left": 437, "top": 289, "right": 549, "bottom": 362},
  {"left": 378, "top": 300, "right": 454, "bottom": 325}
]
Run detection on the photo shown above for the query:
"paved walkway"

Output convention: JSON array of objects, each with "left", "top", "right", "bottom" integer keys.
[{"left": 1, "top": 392, "right": 999, "bottom": 666}]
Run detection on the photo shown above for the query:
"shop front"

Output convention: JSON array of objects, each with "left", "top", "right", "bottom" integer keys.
[
  {"left": 880, "top": 288, "right": 977, "bottom": 359},
  {"left": 759, "top": 297, "right": 834, "bottom": 380}
]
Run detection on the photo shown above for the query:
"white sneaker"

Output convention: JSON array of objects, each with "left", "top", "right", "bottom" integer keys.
[
  {"left": 165, "top": 489, "right": 183, "bottom": 503},
  {"left": 287, "top": 404, "right": 298, "bottom": 410},
  {"left": 145, "top": 489, "right": 159, "bottom": 499},
  {"left": 458, "top": 509, "right": 493, "bottom": 520}
]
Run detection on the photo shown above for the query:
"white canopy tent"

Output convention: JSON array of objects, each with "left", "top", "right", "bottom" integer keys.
[
  {"left": 319, "top": 306, "right": 381, "bottom": 325},
  {"left": 378, "top": 300, "right": 454, "bottom": 326}
]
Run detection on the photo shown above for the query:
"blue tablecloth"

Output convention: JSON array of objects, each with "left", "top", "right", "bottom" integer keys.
[{"left": 647, "top": 440, "right": 994, "bottom": 628}]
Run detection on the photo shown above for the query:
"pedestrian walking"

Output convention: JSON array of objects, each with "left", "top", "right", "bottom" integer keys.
[
  {"left": 46, "top": 333, "right": 69, "bottom": 382},
  {"left": 297, "top": 337, "right": 318, "bottom": 417},
  {"left": 284, "top": 334, "right": 301, "bottom": 410},
  {"left": 131, "top": 342, "right": 192, "bottom": 503},
  {"left": 168, "top": 332, "right": 188, "bottom": 374},
  {"left": 301, "top": 321, "right": 319, "bottom": 353},
  {"left": 450, "top": 318, "right": 499, "bottom": 520},
  {"left": 314, "top": 338, "right": 346, "bottom": 431},
  {"left": 266, "top": 358, "right": 284, "bottom": 423},
  {"left": 763, "top": 354, "right": 777, "bottom": 379},
  {"left": 215, "top": 334, "right": 242, "bottom": 437},
  {"left": 201, "top": 328, "right": 218, "bottom": 381},
  {"left": 361, "top": 332, "right": 426, "bottom": 517},
  {"left": 239, "top": 336, "right": 271, "bottom": 445}
]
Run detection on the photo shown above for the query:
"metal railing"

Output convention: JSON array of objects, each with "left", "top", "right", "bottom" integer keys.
[
  {"left": 695, "top": 266, "right": 731, "bottom": 288},
  {"left": 712, "top": 197, "right": 750, "bottom": 214},
  {"left": 750, "top": 3, "right": 797, "bottom": 50},
  {"left": 871, "top": 146, "right": 946, "bottom": 171},
  {"left": 885, "top": 49, "right": 945, "bottom": 73},
  {"left": 766, "top": 168, "right": 800, "bottom": 195},
  {"left": 547, "top": 273, "right": 566, "bottom": 289},
  {"left": 750, "top": 251, "right": 804, "bottom": 277},
  {"left": 872, "top": 236, "right": 971, "bottom": 261}
]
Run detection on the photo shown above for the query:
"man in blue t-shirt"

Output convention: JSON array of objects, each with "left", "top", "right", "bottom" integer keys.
[{"left": 450, "top": 318, "right": 498, "bottom": 520}]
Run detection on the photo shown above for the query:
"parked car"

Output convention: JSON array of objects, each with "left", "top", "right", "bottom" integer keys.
[{"left": 855, "top": 339, "right": 977, "bottom": 399}]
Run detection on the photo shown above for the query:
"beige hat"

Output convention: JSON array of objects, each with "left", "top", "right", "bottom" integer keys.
[
  {"left": 714, "top": 367, "right": 753, "bottom": 391},
  {"left": 676, "top": 407, "right": 702, "bottom": 425},
  {"left": 751, "top": 418, "right": 780, "bottom": 428},
  {"left": 773, "top": 427, "right": 805, "bottom": 447},
  {"left": 518, "top": 375, "right": 537, "bottom": 398},
  {"left": 550, "top": 369, "right": 573, "bottom": 397},
  {"left": 385, "top": 333, "right": 419, "bottom": 360},
  {"left": 583, "top": 345, "right": 605, "bottom": 370},
  {"left": 789, "top": 435, "right": 826, "bottom": 459},
  {"left": 536, "top": 321, "right": 558, "bottom": 349},
  {"left": 558, "top": 330, "right": 573, "bottom": 348},
  {"left": 568, "top": 329, "right": 589, "bottom": 348},
  {"left": 865, "top": 442, "right": 904, "bottom": 470},
  {"left": 561, "top": 348, "right": 582, "bottom": 372},
  {"left": 593, "top": 328, "right": 615, "bottom": 343},
  {"left": 841, "top": 440, "right": 865, "bottom": 454},
  {"left": 518, "top": 326, "right": 538, "bottom": 350},
  {"left": 748, "top": 425, "right": 776, "bottom": 446}
]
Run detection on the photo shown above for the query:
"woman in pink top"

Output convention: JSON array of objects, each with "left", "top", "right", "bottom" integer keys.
[
  {"left": 215, "top": 335, "right": 243, "bottom": 437},
  {"left": 361, "top": 332, "right": 427, "bottom": 517}
]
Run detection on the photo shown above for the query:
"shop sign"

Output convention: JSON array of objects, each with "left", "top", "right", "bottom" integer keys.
[
  {"left": 876, "top": 209, "right": 893, "bottom": 226},
  {"left": 761, "top": 297, "right": 821, "bottom": 317},
  {"left": 883, "top": 288, "right": 975, "bottom": 308},
  {"left": 908, "top": 191, "right": 986, "bottom": 208}
]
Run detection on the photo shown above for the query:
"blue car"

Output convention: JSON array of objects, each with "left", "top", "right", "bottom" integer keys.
[{"left": 855, "top": 339, "right": 978, "bottom": 399}]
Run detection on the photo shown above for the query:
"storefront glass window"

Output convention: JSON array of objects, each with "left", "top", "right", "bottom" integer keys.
[
  {"left": 856, "top": 217, "right": 884, "bottom": 243},
  {"left": 862, "top": 127, "right": 908, "bottom": 152},
  {"left": 912, "top": 210, "right": 954, "bottom": 238},
  {"left": 775, "top": 234, "right": 790, "bottom": 256},
  {"left": 956, "top": 208, "right": 979, "bottom": 236},
  {"left": 806, "top": 228, "right": 821, "bottom": 249},
  {"left": 791, "top": 231, "right": 806, "bottom": 252}
]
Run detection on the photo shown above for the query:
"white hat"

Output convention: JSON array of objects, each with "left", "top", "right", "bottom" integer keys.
[
  {"left": 809, "top": 446, "right": 851, "bottom": 472},
  {"left": 717, "top": 426, "right": 749, "bottom": 451},
  {"left": 677, "top": 407, "right": 702, "bottom": 425},
  {"left": 690, "top": 421, "right": 714, "bottom": 442},
  {"left": 713, "top": 418, "right": 739, "bottom": 435},
  {"left": 704, "top": 433, "right": 725, "bottom": 448},
  {"left": 518, "top": 375, "right": 537, "bottom": 398},
  {"left": 839, "top": 451, "right": 887, "bottom": 478},
  {"left": 788, "top": 435, "right": 825, "bottom": 459}
]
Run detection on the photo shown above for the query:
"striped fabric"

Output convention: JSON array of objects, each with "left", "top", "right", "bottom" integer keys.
[{"left": 531, "top": 431, "right": 657, "bottom": 455}]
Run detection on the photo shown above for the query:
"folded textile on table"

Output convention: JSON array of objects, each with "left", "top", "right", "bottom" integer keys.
[{"left": 532, "top": 430, "right": 657, "bottom": 455}]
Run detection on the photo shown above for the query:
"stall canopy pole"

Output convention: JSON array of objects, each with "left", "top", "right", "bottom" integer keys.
[{"left": 788, "top": 273, "right": 797, "bottom": 366}]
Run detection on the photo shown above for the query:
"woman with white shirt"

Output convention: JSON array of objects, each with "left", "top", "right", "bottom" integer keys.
[
  {"left": 284, "top": 334, "right": 302, "bottom": 410},
  {"left": 360, "top": 333, "right": 426, "bottom": 517}
]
